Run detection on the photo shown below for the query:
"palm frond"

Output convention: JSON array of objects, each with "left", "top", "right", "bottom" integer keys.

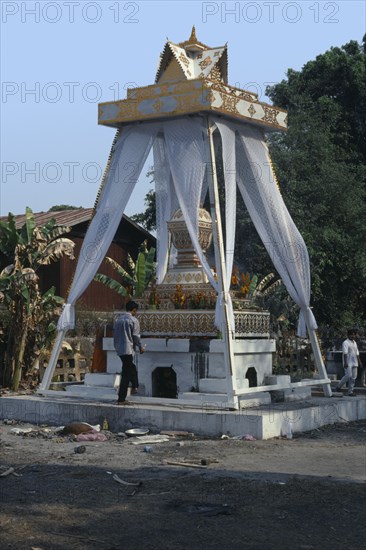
[
  {"left": 261, "top": 279, "right": 283, "bottom": 297},
  {"left": 46, "top": 225, "right": 72, "bottom": 241},
  {"left": 20, "top": 207, "right": 36, "bottom": 244},
  {"left": 254, "top": 273, "right": 276, "bottom": 294},
  {"left": 127, "top": 253, "right": 135, "bottom": 273},
  {"left": 144, "top": 247, "right": 156, "bottom": 285},
  {"left": 18, "top": 267, "right": 38, "bottom": 283},
  {"left": 0, "top": 214, "right": 19, "bottom": 256},
  {"left": 0, "top": 264, "right": 14, "bottom": 277},
  {"left": 135, "top": 251, "right": 146, "bottom": 297},
  {"left": 104, "top": 257, "right": 134, "bottom": 284},
  {"left": 94, "top": 274, "right": 129, "bottom": 296},
  {"left": 38, "top": 239, "right": 75, "bottom": 265}
]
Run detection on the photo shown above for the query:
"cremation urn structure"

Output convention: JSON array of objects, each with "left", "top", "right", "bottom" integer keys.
[{"left": 40, "top": 28, "right": 332, "bottom": 408}]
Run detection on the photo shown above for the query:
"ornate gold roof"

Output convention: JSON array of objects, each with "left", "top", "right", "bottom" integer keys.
[
  {"left": 155, "top": 27, "right": 228, "bottom": 84},
  {"left": 98, "top": 28, "right": 288, "bottom": 133}
]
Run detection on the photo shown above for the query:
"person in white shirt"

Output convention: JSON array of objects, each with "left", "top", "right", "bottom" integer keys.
[{"left": 336, "top": 329, "right": 363, "bottom": 396}]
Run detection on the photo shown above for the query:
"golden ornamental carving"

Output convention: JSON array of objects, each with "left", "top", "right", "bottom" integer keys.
[
  {"left": 262, "top": 106, "right": 279, "bottom": 124},
  {"left": 199, "top": 56, "right": 213, "bottom": 70},
  {"left": 209, "top": 65, "right": 222, "bottom": 82},
  {"left": 118, "top": 101, "right": 138, "bottom": 119},
  {"left": 152, "top": 99, "right": 162, "bottom": 112},
  {"left": 237, "top": 90, "right": 257, "bottom": 101},
  {"left": 209, "top": 82, "right": 228, "bottom": 95},
  {"left": 179, "top": 52, "right": 190, "bottom": 67},
  {"left": 205, "top": 90, "right": 216, "bottom": 103},
  {"left": 138, "top": 310, "right": 270, "bottom": 337},
  {"left": 221, "top": 93, "right": 240, "bottom": 113},
  {"left": 248, "top": 104, "right": 256, "bottom": 117}
]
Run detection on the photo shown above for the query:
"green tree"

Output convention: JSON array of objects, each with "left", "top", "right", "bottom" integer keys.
[
  {"left": 130, "top": 168, "right": 156, "bottom": 230},
  {"left": 48, "top": 205, "right": 82, "bottom": 212},
  {"left": 266, "top": 37, "right": 366, "bottom": 328},
  {"left": 0, "top": 208, "right": 75, "bottom": 389}
]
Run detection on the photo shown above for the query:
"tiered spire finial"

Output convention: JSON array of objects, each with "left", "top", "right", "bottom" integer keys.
[{"left": 189, "top": 25, "right": 197, "bottom": 43}]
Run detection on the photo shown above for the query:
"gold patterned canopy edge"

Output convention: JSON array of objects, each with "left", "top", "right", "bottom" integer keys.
[{"left": 98, "top": 27, "right": 287, "bottom": 132}]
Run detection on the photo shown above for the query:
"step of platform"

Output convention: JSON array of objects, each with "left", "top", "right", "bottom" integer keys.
[
  {"left": 178, "top": 391, "right": 229, "bottom": 405},
  {"left": 198, "top": 378, "right": 227, "bottom": 393},
  {"left": 238, "top": 392, "right": 271, "bottom": 408},
  {"left": 3, "top": 393, "right": 366, "bottom": 439},
  {"left": 83, "top": 373, "right": 120, "bottom": 388},
  {"left": 65, "top": 385, "right": 118, "bottom": 400}
]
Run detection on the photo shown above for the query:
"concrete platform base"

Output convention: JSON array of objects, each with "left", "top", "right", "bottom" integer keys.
[{"left": 0, "top": 393, "right": 364, "bottom": 440}]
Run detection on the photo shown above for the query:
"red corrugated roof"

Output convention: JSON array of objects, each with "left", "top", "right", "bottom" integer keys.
[
  {"left": 0, "top": 209, "right": 154, "bottom": 241},
  {"left": 0, "top": 208, "right": 93, "bottom": 229}
]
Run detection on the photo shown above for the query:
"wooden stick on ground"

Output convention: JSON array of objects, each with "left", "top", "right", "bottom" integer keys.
[{"left": 165, "top": 461, "right": 208, "bottom": 469}]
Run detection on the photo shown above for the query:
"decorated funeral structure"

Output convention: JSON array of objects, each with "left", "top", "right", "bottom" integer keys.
[{"left": 39, "top": 28, "right": 332, "bottom": 409}]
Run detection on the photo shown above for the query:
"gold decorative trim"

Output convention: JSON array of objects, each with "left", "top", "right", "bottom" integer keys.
[
  {"left": 99, "top": 79, "right": 287, "bottom": 132},
  {"left": 138, "top": 310, "right": 270, "bottom": 337},
  {"left": 248, "top": 104, "right": 256, "bottom": 117},
  {"left": 221, "top": 93, "right": 240, "bottom": 113},
  {"left": 199, "top": 56, "right": 213, "bottom": 70},
  {"left": 262, "top": 106, "right": 280, "bottom": 125}
]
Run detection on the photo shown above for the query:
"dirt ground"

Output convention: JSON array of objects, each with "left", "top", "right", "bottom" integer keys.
[{"left": 0, "top": 418, "right": 365, "bottom": 550}]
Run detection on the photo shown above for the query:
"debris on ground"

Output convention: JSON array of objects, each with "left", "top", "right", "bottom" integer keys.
[
  {"left": 74, "top": 445, "right": 86, "bottom": 454},
  {"left": 59, "top": 422, "right": 101, "bottom": 435},
  {"left": 221, "top": 433, "right": 256, "bottom": 441},
  {"left": 76, "top": 431, "right": 108, "bottom": 442},
  {"left": 110, "top": 473, "right": 141, "bottom": 487},
  {"left": 160, "top": 430, "right": 194, "bottom": 437},
  {"left": 0, "top": 466, "right": 23, "bottom": 478},
  {"left": 165, "top": 460, "right": 208, "bottom": 469},
  {"left": 131, "top": 435, "right": 170, "bottom": 445},
  {"left": 10, "top": 427, "right": 34, "bottom": 435}
]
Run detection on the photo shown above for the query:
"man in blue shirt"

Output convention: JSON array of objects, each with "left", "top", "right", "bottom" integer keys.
[{"left": 113, "top": 300, "right": 145, "bottom": 405}]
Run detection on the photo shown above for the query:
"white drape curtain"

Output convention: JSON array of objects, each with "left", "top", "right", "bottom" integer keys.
[
  {"left": 154, "top": 134, "right": 178, "bottom": 283},
  {"left": 213, "top": 120, "right": 237, "bottom": 326},
  {"left": 41, "top": 115, "right": 318, "bottom": 394},
  {"left": 162, "top": 119, "right": 228, "bottom": 329},
  {"left": 57, "top": 122, "right": 160, "bottom": 330},
  {"left": 233, "top": 122, "right": 316, "bottom": 337}
]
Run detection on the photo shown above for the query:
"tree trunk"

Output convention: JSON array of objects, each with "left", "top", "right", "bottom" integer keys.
[
  {"left": 11, "top": 324, "right": 28, "bottom": 391},
  {"left": 2, "top": 325, "right": 15, "bottom": 387}
]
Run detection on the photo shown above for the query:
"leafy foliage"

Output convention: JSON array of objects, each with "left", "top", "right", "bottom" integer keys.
[
  {"left": 266, "top": 37, "right": 366, "bottom": 328},
  {"left": 130, "top": 168, "right": 156, "bottom": 230},
  {"left": 48, "top": 205, "right": 82, "bottom": 212},
  {"left": 94, "top": 241, "right": 156, "bottom": 299},
  {"left": 0, "top": 208, "right": 75, "bottom": 389}
]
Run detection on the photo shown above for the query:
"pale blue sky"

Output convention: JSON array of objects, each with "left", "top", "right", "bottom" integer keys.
[{"left": 1, "top": 0, "right": 365, "bottom": 216}]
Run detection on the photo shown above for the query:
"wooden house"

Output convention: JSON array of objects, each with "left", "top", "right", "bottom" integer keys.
[{"left": 0, "top": 208, "right": 155, "bottom": 311}]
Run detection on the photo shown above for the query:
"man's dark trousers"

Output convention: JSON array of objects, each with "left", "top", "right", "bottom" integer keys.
[{"left": 118, "top": 355, "right": 138, "bottom": 401}]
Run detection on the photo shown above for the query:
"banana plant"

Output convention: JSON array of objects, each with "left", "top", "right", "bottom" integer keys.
[
  {"left": 94, "top": 240, "right": 156, "bottom": 299},
  {"left": 253, "top": 273, "right": 282, "bottom": 298},
  {"left": 0, "top": 207, "right": 75, "bottom": 389}
]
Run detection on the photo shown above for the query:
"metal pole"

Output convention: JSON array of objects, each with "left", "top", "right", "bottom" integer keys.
[{"left": 205, "top": 117, "right": 238, "bottom": 409}]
